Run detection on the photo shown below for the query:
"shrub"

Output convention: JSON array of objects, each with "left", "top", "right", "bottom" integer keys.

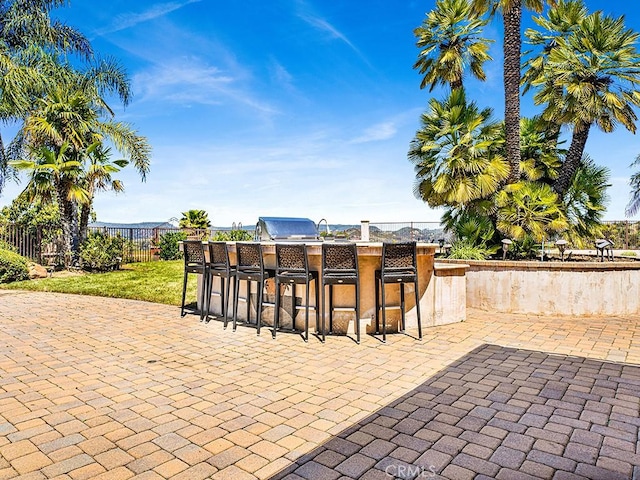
[
  {"left": 80, "top": 232, "right": 125, "bottom": 271},
  {"left": 447, "top": 240, "right": 491, "bottom": 260},
  {"left": 211, "top": 229, "right": 252, "bottom": 241},
  {"left": 159, "top": 231, "right": 187, "bottom": 260},
  {"left": 0, "top": 239, "right": 17, "bottom": 252},
  {"left": 0, "top": 248, "right": 29, "bottom": 283}
]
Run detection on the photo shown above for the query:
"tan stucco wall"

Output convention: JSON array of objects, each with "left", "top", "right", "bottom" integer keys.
[{"left": 442, "top": 260, "right": 640, "bottom": 316}]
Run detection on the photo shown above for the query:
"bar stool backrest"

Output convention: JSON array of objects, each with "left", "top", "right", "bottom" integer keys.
[
  {"left": 381, "top": 242, "right": 417, "bottom": 273},
  {"left": 183, "top": 240, "right": 206, "bottom": 268},
  {"left": 208, "top": 241, "right": 231, "bottom": 269},
  {"left": 276, "top": 243, "right": 308, "bottom": 275},
  {"left": 322, "top": 243, "right": 358, "bottom": 277},
  {"left": 236, "top": 242, "right": 264, "bottom": 270}
]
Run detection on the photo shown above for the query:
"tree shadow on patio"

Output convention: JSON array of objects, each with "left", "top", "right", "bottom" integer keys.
[{"left": 269, "top": 344, "right": 640, "bottom": 480}]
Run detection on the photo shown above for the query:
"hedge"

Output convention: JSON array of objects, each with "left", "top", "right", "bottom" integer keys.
[{"left": 0, "top": 248, "right": 29, "bottom": 283}]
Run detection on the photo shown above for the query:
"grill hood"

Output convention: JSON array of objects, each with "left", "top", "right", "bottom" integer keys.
[{"left": 256, "top": 217, "right": 320, "bottom": 241}]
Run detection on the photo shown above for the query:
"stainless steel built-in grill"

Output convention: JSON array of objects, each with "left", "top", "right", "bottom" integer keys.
[{"left": 255, "top": 217, "right": 320, "bottom": 241}]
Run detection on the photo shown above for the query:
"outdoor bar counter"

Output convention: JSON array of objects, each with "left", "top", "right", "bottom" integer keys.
[{"left": 199, "top": 241, "right": 467, "bottom": 336}]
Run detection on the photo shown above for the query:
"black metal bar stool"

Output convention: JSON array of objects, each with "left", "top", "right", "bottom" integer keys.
[
  {"left": 180, "top": 239, "right": 208, "bottom": 319},
  {"left": 375, "top": 242, "right": 422, "bottom": 342},
  {"left": 273, "top": 243, "right": 319, "bottom": 342},
  {"left": 232, "top": 242, "right": 274, "bottom": 335},
  {"left": 321, "top": 243, "right": 360, "bottom": 344},
  {"left": 204, "top": 242, "right": 236, "bottom": 327}
]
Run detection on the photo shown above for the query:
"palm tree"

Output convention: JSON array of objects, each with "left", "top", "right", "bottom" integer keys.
[
  {"left": 0, "top": 0, "right": 91, "bottom": 56},
  {"left": 562, "top": 154, "right": 609, "bottom": 245},
  {"left": 470, "top": 0, "right": 556, "bottom": 184},
  {"left": 625, "top": 154, "right": 640, "bottom": 217},
  {"left": 522, "top": 0, "right": 588, "bottom": 94},
  {"left": 179, "top": 210, "right": 211, "bottom": 229},
  {"left": 11, "top": 60, "right": 150, "bottom": 263},
  {"left": 519, "top": 116, "right": 562, "bottom": 183},
  {"left": 413, "top": 0, "right": 492, "bottom": 92},
  {"left": 0, "top": 0, "right": 91, "bottom": 192},
  {"left": 527, "top": 10, "right": 640, "bottom": 196},
  {"left": 495, "top": 180, "right": 568, "bottom": 242},
  {"left": 408, "top": 89, "right": 508, "bottom": 208},
  {"left": 11, "top": 142, "right": 89, "bottom": 261},
  {"left": 78, "top": 144, "right": 127, "bottom": 244}
]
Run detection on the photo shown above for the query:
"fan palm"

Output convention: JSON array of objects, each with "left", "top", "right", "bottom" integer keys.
[
  {"left": 470, "top": 0, "right": 557, "bottom": 184},
  {"left": 408, "top": 89, "right": 508, "bottom": 208},
  {"left": 519, "top": 116, "right": 562, "bottom": 183},
  {"left": 495, "top": 180, "right": 568, "bottom": 242},
  {"left": 528, "top": 10, "right": 640, "bottom": 195},
  {"left": 179, "top": 210, "right": 211, "bottom": 229},
  {"left": 561, "top": 154, "right": 609, "bottom": 246},
  {"left": 522, "top": 0, "right": 588, "bottom": 95},
  {"left": 413, "top": 0, "right": 492, "bottom": 92},
  {"left": 625, "top": 154, "right": 640, "bottom": 218}
]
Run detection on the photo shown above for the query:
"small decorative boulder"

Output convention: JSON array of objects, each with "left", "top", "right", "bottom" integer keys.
[{"left": 28, "top": 262, "right": 49, "bottom": 279}]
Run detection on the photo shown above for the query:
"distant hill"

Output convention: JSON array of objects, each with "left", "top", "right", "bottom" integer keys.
[
  {"left": 90, "top": 221, "right": 176, "bottom": 229},
  {"left": 89, "top": 222, "right": 361, "bottom": 231}
]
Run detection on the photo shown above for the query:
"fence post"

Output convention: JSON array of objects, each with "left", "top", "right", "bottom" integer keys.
[
  {"left": 625, "top": 221, "right": 629, "bottom": 249},
  {"left": 36, "top": 226, "right": 43, "bottom": 264}
]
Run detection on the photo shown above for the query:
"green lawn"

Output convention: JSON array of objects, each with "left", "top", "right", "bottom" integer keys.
[{"left": 0, "top": 260, "right": 196, "bottom": 306}]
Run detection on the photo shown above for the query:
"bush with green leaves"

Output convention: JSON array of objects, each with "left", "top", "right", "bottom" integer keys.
[
  {"left": 0, "top": 248, "right": 29, "bottom": 283},
  {"left": 159, "top": 231, "right": 187, "bottom": 260},
  {"left": 0, "top": 239, "right": 17, "bottom": 252},
  {"left": 447, "top": 240, "right": 492, "bottom": 260},
  {"left": 211, "top": 229, "right": 252, "bottom": 241},
  {"left": 79, "top": 232, "right": 125, "bottom": 271}
]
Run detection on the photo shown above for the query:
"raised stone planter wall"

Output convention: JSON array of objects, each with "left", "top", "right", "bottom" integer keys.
[{"left": 440, "top": 259, "right": 640, "bottom": 316}]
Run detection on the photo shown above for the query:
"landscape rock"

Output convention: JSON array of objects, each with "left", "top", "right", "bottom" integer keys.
[{"left": 28, "top": 262, "right": 49, "bottom": 279}]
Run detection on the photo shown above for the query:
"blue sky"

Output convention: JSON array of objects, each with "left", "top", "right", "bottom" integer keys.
[{"left": 1, "top": 0, "right": 639, "bottom": 227}]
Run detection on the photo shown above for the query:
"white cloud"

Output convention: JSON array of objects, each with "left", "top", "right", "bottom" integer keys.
[
  {"left": 133, "top": 59, "right": 278, "bottom": 114},
  {"left": 351, "top": 121, "right": 398, "bottom": 144},
  {"left": 295, "top": 2, "right": 371, "bottom": 67},
  {"left": 97, "top": 0, "right": 202, "bottom": 35}
]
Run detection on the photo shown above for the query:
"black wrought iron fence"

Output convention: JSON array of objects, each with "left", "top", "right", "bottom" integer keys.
[
  {"left": 2, "top": 220, "right": 639, "bottom": 266},
  {"left": 86, "top": 226, "right": 216, "bottom": 263},
  {"left": 0, "top": 224, "right": 42, "bottom": 262}
]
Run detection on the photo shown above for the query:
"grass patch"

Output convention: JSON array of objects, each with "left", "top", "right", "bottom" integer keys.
[{"left": 0, "top": 260, "right": 196, "bottom": 306}]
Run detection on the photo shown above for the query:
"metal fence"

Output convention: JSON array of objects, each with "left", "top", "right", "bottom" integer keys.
[
  {"left": 367, "top": 222, "right": 451, "bottom": 243},
  {"left": 602, "top": 220, "right": 640, "bottom": 250},
  {"left": 2, "top": 220, "right": 639, "bottom": 266},
  {"left": 0, "top": 224, "right": 42, "bottom": 262},
  {"left": 86, "top": 226, "right": 224, "bottom": 263}
]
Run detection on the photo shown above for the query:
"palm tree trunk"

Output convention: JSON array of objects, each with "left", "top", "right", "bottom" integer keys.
[
  {"left": 450, "top": 78, "right": 463, "bottom": 91},
  {"left": 70, "top": 201, "right": 80, "bottom": 266},
  {"left": 55, "top": 181, "right": 74, "bottom": 267},
  {"left": 0, "top": 130, "right": 6, "bottom": 193},
  {"left": 79, "top": 200, "right": 92, "bottom": 245},
  {"left": 503, "top": 2, "right": 522, "bottom": 184},
  {"left": 554, "top": 122, "right": 591, "bottom": 196}
]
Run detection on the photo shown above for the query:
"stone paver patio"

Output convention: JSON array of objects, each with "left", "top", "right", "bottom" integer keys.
[{"left": 0, "top": 290, "right": 639, "bottom": 479}]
